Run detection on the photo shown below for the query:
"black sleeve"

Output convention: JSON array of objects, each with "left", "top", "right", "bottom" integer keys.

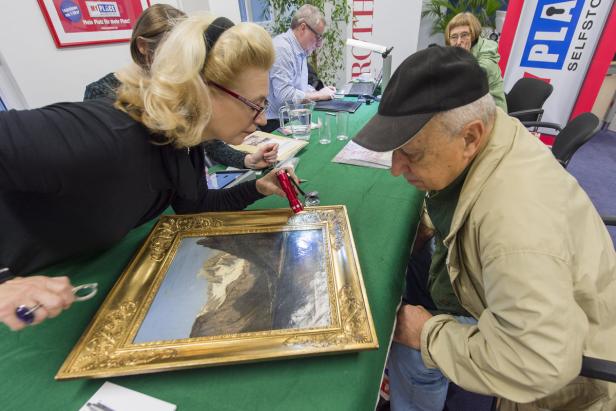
[
  {"left": 0, "top": 101, "right": 129, "bottom": 193},
  {"left": 0, "top": 108, "right": 67, "bottom": 193},
  {"left": 172, "top": 179, "right": 265, "bottom": 213},
  {"left": 203, "top": 139, "right": 247, "bottom": 169}
]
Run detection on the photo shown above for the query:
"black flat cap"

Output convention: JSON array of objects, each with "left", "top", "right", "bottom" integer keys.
[{"left": 354, "top": 46, "right": 489, "bottom": 152}]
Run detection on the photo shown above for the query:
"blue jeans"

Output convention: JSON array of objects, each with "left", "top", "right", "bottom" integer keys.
[
  {"left": 388, "top": 237, "right": 477, "bottom": 411},
  {"left": 387, "top": 315, "right": 478, "bottom": 411}
]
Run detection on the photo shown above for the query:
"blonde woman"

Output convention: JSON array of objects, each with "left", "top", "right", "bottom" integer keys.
[
  {"left": 445, "top": 12, "right": 507, "bottom": 111},
  {"left": 0, "top": 15, "right": 295, "bottom": 330},
  {"left": 84, "top": 4, "right": 277, "bottom": 170}
]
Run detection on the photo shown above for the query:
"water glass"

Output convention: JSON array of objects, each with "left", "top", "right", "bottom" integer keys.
[
  {"left": 319, "top": 115, "right": 333, "bottom": 144},
  {"left": 336, "top": 112, "right": 349, "bottom": 141},
  {"left": 279, "top": 101, "right": 315, "bottom": 140}
]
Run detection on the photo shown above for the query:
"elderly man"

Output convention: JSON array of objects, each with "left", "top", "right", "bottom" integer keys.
[
  {"left": 354, "top": 46, "right": 616, "bottom": 410},
  {"left": 263, "top": 4, "right": 336, "bottom": 132}
]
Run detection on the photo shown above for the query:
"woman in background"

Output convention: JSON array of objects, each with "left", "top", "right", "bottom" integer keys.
[
  {"left": 84, "top": 4, "right": 277, "bottom": 170},
  {"left": 445, "top": 12, "right": 507, "bottom": 111},
  {"left": 0, "top": 15, "right": 294, "bottom": 330}
]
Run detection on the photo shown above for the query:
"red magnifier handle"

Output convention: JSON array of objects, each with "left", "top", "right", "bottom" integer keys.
[{"left": 276, "top": 170, "right": 303, "bottom": 213}]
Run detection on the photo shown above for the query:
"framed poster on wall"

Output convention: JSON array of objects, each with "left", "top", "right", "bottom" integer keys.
[{"left": 37, "top": 0, "right": 150, "bottom": 48}]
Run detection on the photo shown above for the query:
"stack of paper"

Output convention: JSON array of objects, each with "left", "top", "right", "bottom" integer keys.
[
  {"left": 332, "top": 140, "right": 392, "bottom": 169},
  {"left": 79, "top": 382, "right": 176, "bottom": 411},
  {"left": 231, "top": 131, "right": 308, "bottom": 162}
]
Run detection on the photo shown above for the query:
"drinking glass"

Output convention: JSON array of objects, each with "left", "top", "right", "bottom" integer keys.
[
  {"left": 336, "top": 112, "right": 349, "bottom": 141},
  {"left": 319, "top": 114, "right": 333, "bottom": 144},
  {"left": 278, "top": 101, "right": 315, "bottom": 140}
]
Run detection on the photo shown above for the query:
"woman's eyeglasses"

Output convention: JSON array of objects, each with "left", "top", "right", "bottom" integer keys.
[
  {"left": 209, "top": 81, "right": 269, "bottom": 120},
  {"left": 449, "top": 32, "right": 471, "bottom": 41}
]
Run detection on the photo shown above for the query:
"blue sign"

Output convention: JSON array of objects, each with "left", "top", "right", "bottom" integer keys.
[
  {"left": 520, "top": 0, "right": 584, "bottom": 70},
  {"left": 59, "top": 0, "right": 82, "bottom": 23},
  {"left": 99, "top": 4, "right": 118, "bottom": 13}
]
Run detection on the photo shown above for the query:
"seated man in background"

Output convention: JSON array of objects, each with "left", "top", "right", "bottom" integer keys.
[
  {"left": 353, "top": 46, "right": 616, "bottom": 410},
  {"left": 445, "top": 12, "right": 507, "bottom": 112},
  {"left": 262, "top": 4, "right": 336, "bottom": 132}
]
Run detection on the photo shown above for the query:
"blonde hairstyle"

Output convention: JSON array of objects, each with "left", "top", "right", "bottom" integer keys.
[
  {"left": 444, "top": 12, "right": 482, "bottom": 46},
  {"left": 130, "top": 4, "right": 187, "bottom": 69},
  {"left": 115, "top": 15, "right": 275, "bottom": 148}
]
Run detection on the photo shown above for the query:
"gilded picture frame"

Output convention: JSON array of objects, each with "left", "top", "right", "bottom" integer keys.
[{"left": 56, "top": 205, "right": 378, "bottom": 380}]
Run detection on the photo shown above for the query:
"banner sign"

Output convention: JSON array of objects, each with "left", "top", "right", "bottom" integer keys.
[
  {"left": 500, "top": 0, "right": 614, "bottom": 128},
  {"left": 345, "top": 0, "right": 421, "bottom": 81},
  {"left": 38, "top": 0, "right": 149, "bottom": 47}
]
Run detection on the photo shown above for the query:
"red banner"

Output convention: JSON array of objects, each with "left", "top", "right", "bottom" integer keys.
[{"left": 38, "top": 0, "right": 149, "bottom": 47}]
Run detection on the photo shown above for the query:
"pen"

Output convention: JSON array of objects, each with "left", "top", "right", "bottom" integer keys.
[
  {"left": 286, "top": 171, "right": 306, "bottom": 196},
  {"left": 87, "top": 402, "right": 115, "bottom": 411}
]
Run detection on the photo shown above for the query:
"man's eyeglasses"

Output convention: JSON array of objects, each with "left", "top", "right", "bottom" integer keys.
[
  {"left": 210, "top": 81, "right": 269, "bottom": 120},
  {"left": 449, "top": 32, "right": 471, "bottom": 41},
  {"left": 304, "top": 22, "right": 323, "bottom": 42}
]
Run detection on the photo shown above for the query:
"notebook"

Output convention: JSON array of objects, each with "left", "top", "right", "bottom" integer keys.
[
  {"left": 314, "top": 100, "right": 363, "bottom": 113},
  {"left": 231, "top": 131, "right": 308, "bottom": 162}
]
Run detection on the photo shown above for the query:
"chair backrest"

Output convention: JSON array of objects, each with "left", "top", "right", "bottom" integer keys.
[
  {"left": 506, "top": 78, "right": 554, "bottom": 122},
  {"left": 551, "top": 112, "right": 600, "bottom": 168}
]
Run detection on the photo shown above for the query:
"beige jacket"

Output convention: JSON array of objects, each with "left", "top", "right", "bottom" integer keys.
[{"left": 419, "top": 108, "right": 616, "bottom": 410}]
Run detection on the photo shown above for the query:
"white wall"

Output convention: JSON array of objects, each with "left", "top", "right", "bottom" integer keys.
[
  {"left": 0, "top": 1, "right": 240, "bottom": 109},
  {"left": 417, "top": 1, "right": 446, "bottom": 51},
  {"left": 207, "top": 0, "right": 241, "bottom": 22},
  {"left": 345, "top": 0, "right": 422, "bottom": 82},
  {"left": 0, "top": 2, "right": 132, "bottom": 108}
]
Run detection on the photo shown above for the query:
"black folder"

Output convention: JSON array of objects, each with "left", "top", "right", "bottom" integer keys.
[{"left": 314, "top": 100, "right": 363, "bottom": 113}]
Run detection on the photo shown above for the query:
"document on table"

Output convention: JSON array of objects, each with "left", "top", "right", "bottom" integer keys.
[
  {"left": 79, "top": 381, "right": 176, "bottom": 411},
  {"left": 231, "top": 131, "right": 308, "bottom": 162},
  {"left": 332, "top": 140, "right": 392, "bottom": 169}
]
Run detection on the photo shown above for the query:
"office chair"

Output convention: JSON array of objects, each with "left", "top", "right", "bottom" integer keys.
[
  {"left": 523, "top": 112, "right": 601, "bottom": 168},
  {"left": 506, "top": 77, "right": 554, "bottom": 123}
]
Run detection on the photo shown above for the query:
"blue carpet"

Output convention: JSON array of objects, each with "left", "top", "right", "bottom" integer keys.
[{"left": 567, "top": 128, "right": 616, "bottom": 245}]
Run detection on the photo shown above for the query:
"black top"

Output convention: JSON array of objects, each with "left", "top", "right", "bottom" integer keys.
[
  {"left": 84, "top": 73, "right": 248, "bottom": 169},
  {"left": 83, "top": 72, "right": 122, "bottom": 101},
  {"left": 0, "top": 98, "right": 264, "bottom": 274}
]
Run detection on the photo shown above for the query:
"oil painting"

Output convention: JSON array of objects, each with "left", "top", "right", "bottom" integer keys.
[{"left": 56, "top": 206, "right": 378, "bottom": 380}]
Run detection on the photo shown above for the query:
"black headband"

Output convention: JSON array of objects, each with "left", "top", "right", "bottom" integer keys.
[{"left": 203, "top": 17, "right": 235, "bottom": 52}]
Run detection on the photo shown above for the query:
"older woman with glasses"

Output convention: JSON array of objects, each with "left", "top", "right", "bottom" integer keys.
[
  {"left": 0, "top": 15, "right": 297, "bottom": 330},
  {"left": 445, "top": 12, "right": 507, "bottom": 111}
]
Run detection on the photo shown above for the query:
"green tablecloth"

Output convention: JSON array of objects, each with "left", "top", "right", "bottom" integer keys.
[{"left": 0, "top": 103, "right": 423, "bottom": 411}]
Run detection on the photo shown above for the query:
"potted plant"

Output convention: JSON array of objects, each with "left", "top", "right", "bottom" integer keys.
[{"left": 422, "top": 0, "right": 504, "bottom": 36}]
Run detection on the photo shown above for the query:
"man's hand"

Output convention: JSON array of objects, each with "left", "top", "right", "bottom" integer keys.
[
  {"left": 244, "top": 143, "right": 278, "bottom": 169},
  {"left": 309, "top": 86, "right": 336, "bottom": 101},
  {"left": 255, "top": 167, "right": 300, "bottom": 197},
  {"left": 0, "top": 276, "right": 75, "bottom": 331},
  {"left": 393, "top": 304, "right": 433, "bottom": 350}
]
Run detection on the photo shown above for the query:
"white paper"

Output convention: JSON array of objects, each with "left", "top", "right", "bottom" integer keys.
[
  {"left": 332, "top": 140, "right": 392, "bottom": 169},
  {"left": 79, "top": 382, "right": 176, "bottom": 411}
]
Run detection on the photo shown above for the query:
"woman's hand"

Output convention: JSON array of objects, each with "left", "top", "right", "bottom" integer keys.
[
  {"left": 0, "top": 276, "right": 75, "bottom": 331},
  {"left": 255, "top": 167, "right": 300, "bottom": 198},
  {"left": 244, "top": 143, "right": 278, "bottom": 169}
]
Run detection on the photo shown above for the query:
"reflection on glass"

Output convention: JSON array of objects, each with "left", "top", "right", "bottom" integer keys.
[{"left": 134, "top": 229, "right": 330, "bottom": 343}]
